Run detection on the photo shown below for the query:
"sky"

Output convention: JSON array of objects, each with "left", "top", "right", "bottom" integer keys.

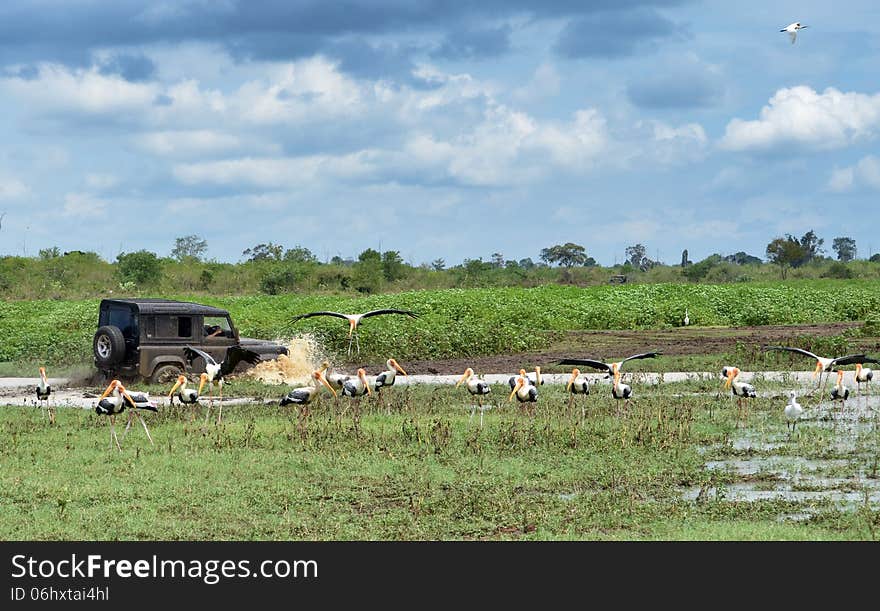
[{"left": 1, "top": 0, "right": 879, "bottom": 267}]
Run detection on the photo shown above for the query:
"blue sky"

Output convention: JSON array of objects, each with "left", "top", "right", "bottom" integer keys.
[{"left": 1, "top": 0, "right": 879, "bottom": 266}]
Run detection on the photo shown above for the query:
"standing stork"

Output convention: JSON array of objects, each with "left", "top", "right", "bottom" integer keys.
[
  {"left": 289, "top": 309, "right": 419, "bottom": 356},
  {"left": 724, "top": 367, "right": 756, "bottom": 424},
  {"left": 341, "top": 368, "right": 372, "bottom": 428},
  {"left": 182, "top": 345, "right": 261, "bottom": 424},
  {"left": 566, "top": 368, "right": 592, "bottom": 420},
  {"left": 830, "top": 370, "right": 850, "bottom": 411},
  {"left": 854, "top": 363, "right": 874, "bottom": 396},
  {"left": 168, "top": 373, "right": 208, "bottom": 421},
  {"left": 763, "top": 346, "right": 877, "bottom": 396},
  {"left": 36, "top": 367, "right": 54, "bottom": 424},
  {"left": 370, "top": 358, "right": 408, "bottom": 411},
  {"left": 508, "top": 375, "right": 538, "bottom": 416},
  {"left": 456, "top": 367, "right": 492, "bottom": 426},
  {"left": 95, "top": 380, "right": 157, "bottom": 450},
  {"left": 683, "top": 308, "right": 690, "bottom": 327},
  {"left": 281, "top": 369, "right": 338, "bottom": 438},
  {"left": 318, "top": 360, "right": 350, "bottom": 392},
  {"left": 611, "top": 369, "right": 633, "bottom": 416},
  {"left": 558, "top": 351, "right": 662, "bottom": 380},
  {"left": 784, "top": 391, "right": 804, "bottom": 439}
]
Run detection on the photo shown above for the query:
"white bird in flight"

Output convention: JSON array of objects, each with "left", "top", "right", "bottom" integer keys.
[{"left": 781, "top": 22, "right": 808, "bottom": 44}]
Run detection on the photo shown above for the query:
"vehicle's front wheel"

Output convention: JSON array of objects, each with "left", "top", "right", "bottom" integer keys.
[
  {"left": 150, "top": 363, "right": 184, "bottom": 385},
  {"left": 93, "top": 325, "right": 126, "bottom": 368}
]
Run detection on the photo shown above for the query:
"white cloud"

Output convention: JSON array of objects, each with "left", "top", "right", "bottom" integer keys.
[
  {"left": 173, "top": 152, "right": 381, "bottom": 188},
  {"left": 0, "top": 177, "right": 30, "bottom": 200},
  {"left": 2, "top": 64, "right": 157, "bottom": 115},
  {"left": 829, "top": 156, "right": 880, "bottom": 191},
  {"left": 85, "top": 173, "right": 119, "bottom": 190},
  {"left": 134, "top": 130, "right": 242, "bottom": 157},
  {"left": 721, "top": 86, "right": 880, "bottom": 151},
  {"left": 63, "top": 193, "right": 108, "bottom": 217}
]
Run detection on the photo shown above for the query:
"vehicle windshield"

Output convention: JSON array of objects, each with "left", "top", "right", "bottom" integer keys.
[{"left": 204, "top": 316, "right": 233, "bottom": 340}]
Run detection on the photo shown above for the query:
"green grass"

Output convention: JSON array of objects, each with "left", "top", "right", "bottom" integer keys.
[
  {"left": 2, "top": 383, "right": 878, "bottom": 540},
  {"left": 4, "top": 279, "right": 880, "bottom": 367}
]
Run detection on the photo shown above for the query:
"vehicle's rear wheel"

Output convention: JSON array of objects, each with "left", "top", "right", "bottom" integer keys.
[
  {"left": 93, "top": 325, "right": 126, "bottom": 368},
  {"left": 150, "top": 363, "right": 184, "bottom": 385}
]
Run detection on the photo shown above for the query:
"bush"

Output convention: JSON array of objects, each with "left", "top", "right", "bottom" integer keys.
[
  {"left": 822, "top": 262, "right": 853, "bottom": 279},
  {"left": 116, "top": 250, "right": 162, "bottom": 286}
]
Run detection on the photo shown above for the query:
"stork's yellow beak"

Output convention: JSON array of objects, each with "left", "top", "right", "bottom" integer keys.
[
  {"left": 392, "top": 359, "right": 407, "bottom": 376},
  {"left": 99, "top": 380, "right": 119, "bottom": 400},
  {"left": 456, "top": 369, "right": 470, "bottom": 387},
  {"left": 509, "top": 379, "right": 523, "bottom": 402},
  {"left": 813, "top": 361, "right": 822, "bottom": 378},
  {"left": 197, "top": 373, "right": 207, "bottom": 395},
  {"left": 317, "top": 371, "right": 337, "bottom": 397},
  {"left": 169, "top": 379, "right": 182, "bottom": 398}
]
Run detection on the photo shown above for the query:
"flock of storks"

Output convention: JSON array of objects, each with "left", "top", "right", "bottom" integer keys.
[{"left": 29, "top": 305, "right": 880, "bottom": 449}]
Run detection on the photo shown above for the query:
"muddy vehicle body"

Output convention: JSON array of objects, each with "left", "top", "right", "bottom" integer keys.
[{"left": 93, "top": 299, "right": 288, "bottom": 383}]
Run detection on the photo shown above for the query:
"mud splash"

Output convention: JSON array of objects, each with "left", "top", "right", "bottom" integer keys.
[{"left": 245, "top": 335, "right": 329, "bottom": 386}]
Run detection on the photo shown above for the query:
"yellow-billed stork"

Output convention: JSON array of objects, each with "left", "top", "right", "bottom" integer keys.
[
  {"left": 854, "top": 363, "right": 874, "bottom": 395},
  {"left": 566, "top": 368, "right": 591, "bottom": 419},
  {"left": 509, "top": 375, "right": 538, "bottom": 415},
  {"left": 169, "top": 373, "right": 208, "bottom": 421},
  {"left": 763, "top": 346, "right": 876, "bottom": 395},
  {"left": 725, "top": 367, "right": 756, "bottom": 423},
  {"left": 558, "top": 351, "right": 662, "bottom": 380},
  {"left": 457, "top": 367, "right": 492, "bottom": 426},
  {"left": 183, "top": 345, "right": 261, "bottom": 424},
  {"left": 830, "top": 370, "right": 850, "bottom": 410},
  {"left": 36, "top": 367, "right": 54, "bottom": 424},
  {"left": 96, "top": 379, "right": 157, "bottom": 450}
]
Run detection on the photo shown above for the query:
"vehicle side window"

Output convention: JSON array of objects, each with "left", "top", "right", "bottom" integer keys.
[
  {"left": 156, "top": 316, "right": 193, "bottom": 339},
  {"left": 204, "top": 316, "right": 232, "bottom": 340}
]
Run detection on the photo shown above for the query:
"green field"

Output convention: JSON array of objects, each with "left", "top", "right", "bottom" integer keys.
[
  {"left": 2, "top": 381, "right": 878, "bottom": 540},
  {"left": 4, "top": 280, "right": 880, "bottom": 367}
]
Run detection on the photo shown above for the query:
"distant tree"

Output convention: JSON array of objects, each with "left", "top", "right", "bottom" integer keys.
[
  {"left": 683, "top": 254, "right": 722, "bottom": 282},
  {"left": 540, "top": 242, "right": 589, "bottom": 268},
  {"left": 680, "top": 249, "right": 690, "bottom": 268},
  {"left": 117, "top": 250, "right": 162, "bottom": 285},
  {"left": 871, "top": 253, "right": 880, "bottom": 264},
  {"left": 283, "top": 245, "right": 317, "bottom": 264},
  {"left": 353, "top": 248, "right": 383, "bottom": 293},
  {"left": 504, "top": 260, "right": 520, "bottom": 269},
  {"left": 822, "top": 262, "right": 853, "bottom": 279},
  {"left": 766, "top": 237, "right": 806, "bottom": 279},
  {"left": 723, "top": 251, "right": 763, "bottom": 265},
  {"left": 832, "top": 237, "right": 857, "bottom": 262},
  {"left": 518, "top": 257, "right": 535, "bottom": 270},
  {"left": 330, "top": 255, "right": 345, "bottom": 266},
  {"left": 39, "top": 246, "right": 61, "bottom": 260},
  {"left": 242, "top": 242, "right": 284, "bottom": 262},
  {"left": 799, "top": 230, "right": 824, "bottom": 262},
  {"left": 430, "top": 258, "right": 446, "bottom": 271},
  {"left": 199, "top": 269, "right": 214, "bottom": 290},
  {"left": 171, "top": 234, "right": 208, "bottom": 262},
  {"left": 381, "top": 250, "right": 406, "bottom": 281},
  {"left": 625, "top": 243, "right": 648, "bottom": 268},
  {"left": 490, "top": 252, "right": 505, "bottom": 269}
]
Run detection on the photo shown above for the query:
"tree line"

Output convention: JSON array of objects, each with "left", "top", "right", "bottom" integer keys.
[{"left": 0, "top": 230, "right": 874, "bottom": 301}]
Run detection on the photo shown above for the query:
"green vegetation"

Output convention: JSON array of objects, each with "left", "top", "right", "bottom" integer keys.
[
  {"left": 3, "top": 280, "right": 880, "bottom": 367},
  {"left": 1, "top": 382, "right": 877, "bottom": 540}
]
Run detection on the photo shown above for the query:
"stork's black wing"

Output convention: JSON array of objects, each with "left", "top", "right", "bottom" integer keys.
[
  {"left": 556, "top": 358, "right": 611, "bottom": 372},
  {"left": 290, "top": 311, "right": 351, "bottom": 323},
  {"left": 360, "top": 309, "right": 420, "bottom": 320},
  {"left": 829, "top": 354, "right": 877, "bottom": 367},
  {"left": 620, "top": 351, "right": 663, "bottom": 366},
  {"left": 183, "top": 346, "right": 217, "bottom": 368},
  {"left": 763, "top": 346, "right": 821, "bottom": 361},
  {"left": 220, "top": 346, "right": 262, "bottom": 377}
]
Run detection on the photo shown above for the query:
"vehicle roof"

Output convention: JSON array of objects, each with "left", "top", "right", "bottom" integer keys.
[{"left": 100, "top": 298, "right": 229, "bottom": 316}]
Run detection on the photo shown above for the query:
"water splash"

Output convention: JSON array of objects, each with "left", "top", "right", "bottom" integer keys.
[{"left": 246, "top": 334, "right": 328, "bottom": 386}]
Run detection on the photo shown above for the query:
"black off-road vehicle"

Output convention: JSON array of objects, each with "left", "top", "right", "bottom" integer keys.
[{"left": 93, "top": 298, "right": 288, "bottom": 383}]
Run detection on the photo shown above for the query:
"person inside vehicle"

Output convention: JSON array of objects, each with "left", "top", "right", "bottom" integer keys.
[{"left": 205, "top": 324, "right": 224, "bottom": 338}]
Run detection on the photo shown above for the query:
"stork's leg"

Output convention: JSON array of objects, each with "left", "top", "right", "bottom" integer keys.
[
  {"left": 479, "top": 408, "right": 484, "bottom": 429},
  {"left": 109, "top": 416, "right": 121, "bottom": 451},
  {"left": 217, "top": 380, "right": 224, "bottom": 424},
  {"left": 137, "top": 411, "right": 154, "bottom": 446},
  {"left": 355, "top": 333, "right": 360, "bottom": 356},
  {"left": 121, "top": 411, "right": 135, "bottom": 441},
  {"left": 347, "top": 335, "right": 353, "bottom": 356},
  {"left": 469, "top": 405, "right": 475, "bottom": 421},
  {"left": 203, "top": 403, "right": 213, "bottom": 427},
  {"left": 567, "top": 394, "right": 574, "bottom": 420}
]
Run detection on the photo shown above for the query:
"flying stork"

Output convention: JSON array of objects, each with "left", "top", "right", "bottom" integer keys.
[
  {"left": 289, "top": 308, "right": 419, "bottom": 356},
  {"left": 558, "top": 351, "right": 662, "bottom": 380},
  {"left": 182, "top": 345, "right": 262, "bottom": 424}
]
